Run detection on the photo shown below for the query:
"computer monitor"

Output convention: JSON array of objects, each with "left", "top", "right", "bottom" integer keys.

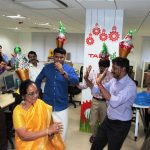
[{"left": 3, "top": 73, "right": 15, "bottom": 92}]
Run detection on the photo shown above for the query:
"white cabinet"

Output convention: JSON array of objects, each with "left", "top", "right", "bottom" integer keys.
[{"left": 141, "top": 62, "right": 150, "bottom": 88}]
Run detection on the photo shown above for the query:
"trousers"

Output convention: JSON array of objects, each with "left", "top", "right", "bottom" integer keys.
[
  {"left": 90, "top": 97, "right": 107, "bottom": 136},
  {"left": 91, "top": 116, "right": 131, "bottom": 150}
]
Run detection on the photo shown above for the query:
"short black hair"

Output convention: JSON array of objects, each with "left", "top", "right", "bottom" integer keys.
[
  {"left": 19, "top": 79, "right": 35, "bottom": 97},
  {"left": 54, "top": 48, "right": 66, "bottom": 55},
  {"left": 28, "top": 51, "right": 37, "bottom": 58},
  {"left": 112, "top": 57, "right": 130, "bottom": 73},
  {"left": 98, "top": 59, "right": 110, "bottom": 68},
  {"left": 0, "top": 45, "right": 2, "bottom": 48}
]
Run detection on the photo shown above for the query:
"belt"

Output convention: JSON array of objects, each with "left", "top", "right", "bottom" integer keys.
[{"left": 93, "top": 97, "right": 105, "bottom": 101}]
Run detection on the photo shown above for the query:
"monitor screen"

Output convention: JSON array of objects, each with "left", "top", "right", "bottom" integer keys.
[{"left": 3, "top": 74, "right": 15, "bottom": 91}]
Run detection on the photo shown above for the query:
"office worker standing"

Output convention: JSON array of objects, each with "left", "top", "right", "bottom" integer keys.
[
  {"left": 36, "top": 47, "right": 79, "bottom": 141},
  {"left": 77, "top": 59, "right": 112, "bottom": 143},
  {"left": 91, "top": 57, "right": 137, "bottom": 150},
  {"left": 28, "top": 51, "right": 44, "bottom": 82}
]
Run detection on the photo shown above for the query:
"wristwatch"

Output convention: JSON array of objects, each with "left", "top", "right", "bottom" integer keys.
[{"left": 62, "top": 72, "right": 66, "bottom": 76}]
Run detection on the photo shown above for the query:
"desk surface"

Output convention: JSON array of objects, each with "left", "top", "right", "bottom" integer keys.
[{"left": 0, "top": 93, "right": 15, "bottom": 108}]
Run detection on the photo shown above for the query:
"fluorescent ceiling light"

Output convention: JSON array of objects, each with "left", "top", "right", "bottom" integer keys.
[
  {"left": 16, "top": 0, "right": 67, "bottom": 9},
  {"left": 6, "top": 14, "right": 26, "bottom": 19},
  {"left": 38, "top": 23, "right": 51, "bottom": 26}
]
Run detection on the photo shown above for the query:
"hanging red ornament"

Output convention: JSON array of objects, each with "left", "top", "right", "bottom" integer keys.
[
  {"left": 86, "top": 33, "right": 94, "bottom": 45},
  {"left": 109, "top": 26, "right": 120, "bottom": 42},
  {"left": 92, "top": 23, "right": 101, "bottom": 36},
  {"left": 99, "top": 29, "right": 108, "bottom": 41}
]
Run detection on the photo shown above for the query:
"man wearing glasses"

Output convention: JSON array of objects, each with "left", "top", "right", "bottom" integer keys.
[{"left": 36, "top": 47, "right": 79, "bottom": 141}]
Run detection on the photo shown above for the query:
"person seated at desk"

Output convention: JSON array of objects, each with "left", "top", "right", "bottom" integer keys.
[
  {"left": 0, "top": 61, "right": 11, "bottom": 74},
  {"left": 13, "top": 79, "right": 64, "bottom": 150}
]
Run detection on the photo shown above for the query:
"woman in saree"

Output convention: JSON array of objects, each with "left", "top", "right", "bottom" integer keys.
[{"left": 13, "top": 79, "right": 64, "bottom": 150}]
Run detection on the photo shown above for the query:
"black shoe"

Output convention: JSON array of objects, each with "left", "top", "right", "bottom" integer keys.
[{"left": 89, "top": 135, "right": 95, "bottom": 143}]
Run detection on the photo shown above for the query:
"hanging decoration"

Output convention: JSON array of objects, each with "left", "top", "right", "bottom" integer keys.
[
  {"left": 92, "top": 23, "right": 101, "bottom": 36},
  {"left": 99, "top": 29, "right": 108, "bottom": 41},
  {"left": 109, "top": 10, "right": 120, "bottom": 41},
  {"left": 99, "top": 10, "right": 108, "bottom": 41},
  {"left": 109, "top": 26, "right": 120, "bottom": 41},
  {"left": 86, "top": 10, "right": 94, "bottom": 45},
  {"left": 86, "top": 33, "right": 94, "bottom": 45},
  {"left": 92, "top": 9, "right": 101, "bottom": 36}
]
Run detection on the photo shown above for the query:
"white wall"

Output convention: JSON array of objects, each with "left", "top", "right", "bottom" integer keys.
[
  {"left": 0, "top": 29, "right": 32, "bottom": 58},
  {"left": 0, "top": 29, "right": 18, "bottom": 58},
  {"left": 32, "top": 32, "right": 84, "bottom": 63},
  {"left": 0, "top": 29, "right": 150, "bottom": 85}
]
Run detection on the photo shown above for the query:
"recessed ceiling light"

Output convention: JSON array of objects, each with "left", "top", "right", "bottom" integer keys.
[
  {"left": 38, "top": 23, "right": 51, "bottom": 26},
  {"left": 6, "top": 14, "right": 26, "bottom": 19}
]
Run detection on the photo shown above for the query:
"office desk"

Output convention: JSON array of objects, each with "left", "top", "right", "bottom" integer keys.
[
  {"left": 133, "top": 103, "right": 149, "bottom": 141},
  {"left": 0, "top": 93, "right": 15, "bottom": 109}
]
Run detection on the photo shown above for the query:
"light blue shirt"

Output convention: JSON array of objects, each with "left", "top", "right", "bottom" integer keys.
[{"left": 92, "top": 75, "right": 137, "bottom": 121}]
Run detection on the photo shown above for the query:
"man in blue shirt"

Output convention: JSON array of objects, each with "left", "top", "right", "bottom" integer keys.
[
  {"left": 91, "top": 57, "right": 137, "bottom": 150},
  {"left": 36, "top": 47, "right": 79, "bottom": 140}
]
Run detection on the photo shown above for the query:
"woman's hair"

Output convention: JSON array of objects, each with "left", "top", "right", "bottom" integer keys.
[
  {"left": 54, "top": 48, "right": 66, "bottom": 55},
  {"left": 112, "top": 57, "right": 130, "bottom": 73},
  {"left": 19, "top": 79, "right": 35, "bottom": 96},
  {"left": 98, "top": 59, "right": 110, "bottom": 68}
]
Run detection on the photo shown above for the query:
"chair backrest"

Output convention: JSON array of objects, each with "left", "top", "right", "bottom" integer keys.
[
  {"left": 68, "top": 85, "right": 81, "bottom": 95},
  {"left": 79, "top": 66, "right": 83, "bottom": 82}
]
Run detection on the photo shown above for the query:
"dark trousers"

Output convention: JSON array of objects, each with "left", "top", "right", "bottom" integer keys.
[{"left": 91, "top": 116, "right": 131, "bottom": 150}]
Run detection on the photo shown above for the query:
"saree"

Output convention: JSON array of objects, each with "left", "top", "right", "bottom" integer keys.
[{"left": 13, "top": 99, "right": 65, "bottom": 150}]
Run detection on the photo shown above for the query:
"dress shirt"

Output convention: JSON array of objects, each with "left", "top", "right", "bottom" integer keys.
[
  {"left": 35, "top": 63, "right": 79, "bottom": 111},
  {"left": 92, "top": 75, "right": 137, "bottom": 121},
  {"left": 78, "top": 69, "right": 112, "bottom": 99},
  {"left": 29, "top": 62, "right": 44, "bottom": 81}
]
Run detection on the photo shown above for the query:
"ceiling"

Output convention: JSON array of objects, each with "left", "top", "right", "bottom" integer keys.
[{"left": 0, "top": 0, "right": 150, "bottom": 36}]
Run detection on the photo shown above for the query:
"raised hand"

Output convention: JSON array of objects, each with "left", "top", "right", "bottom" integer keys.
[
  {"left": 84, "top": 65, "right": 92, "bottom": 80},
  {"left": 96, "top": 68, "right": 108, "bottom": 84},
  {"left": 55, "top": 62, "right": 64, "bottom": 74}
]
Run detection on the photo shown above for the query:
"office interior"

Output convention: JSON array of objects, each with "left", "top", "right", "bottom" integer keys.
[{"left": 0, "top": 0, "right": 150, "bottom": 149}]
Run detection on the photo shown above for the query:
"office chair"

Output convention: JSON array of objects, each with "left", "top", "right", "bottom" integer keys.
[{"left": 68, "top": 85, "right": 81, "bottom": 108}]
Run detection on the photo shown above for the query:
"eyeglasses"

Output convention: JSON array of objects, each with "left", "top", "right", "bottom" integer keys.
[{"left": 26, "top": 90, "right": 39, "bottom": 98}]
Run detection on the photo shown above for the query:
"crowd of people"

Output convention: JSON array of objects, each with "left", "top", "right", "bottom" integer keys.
[{"left": 1, "top": 43, "right": 150, "bottom": 150}]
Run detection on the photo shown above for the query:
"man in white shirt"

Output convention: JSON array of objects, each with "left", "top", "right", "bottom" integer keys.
[{"left": 28, "top": 51, "right": 44, "bottom": 81}]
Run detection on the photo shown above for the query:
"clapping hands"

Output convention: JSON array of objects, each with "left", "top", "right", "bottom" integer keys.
[
  {"left": 96, "top": 68, "right": 108, "bottom": 84},
  {"left": 84, "top": 65, "right": 92, "bottom": 80}
]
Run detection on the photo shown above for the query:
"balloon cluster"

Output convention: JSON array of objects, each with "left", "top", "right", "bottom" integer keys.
[
  {"left": 14, "top": 45, "right": 29, "bottom": 69},
  {"left": 56, "top": 21, "right": 66, "bottom": 48},
  {"left": 119, "top": 29, "right": 136, "bottom": 58}
]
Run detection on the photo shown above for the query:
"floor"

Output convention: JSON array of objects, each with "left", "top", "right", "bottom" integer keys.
[
  {"left": 65, "top": 93, "right": 145, "bottom": 150},
  {"left": 8, "top": 93, "right": 146, "bottom": 150}
]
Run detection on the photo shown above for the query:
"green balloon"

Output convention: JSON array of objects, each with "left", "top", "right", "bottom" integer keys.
[{"left": 14, "top": 45, "right": 21, "bottom": 54}]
